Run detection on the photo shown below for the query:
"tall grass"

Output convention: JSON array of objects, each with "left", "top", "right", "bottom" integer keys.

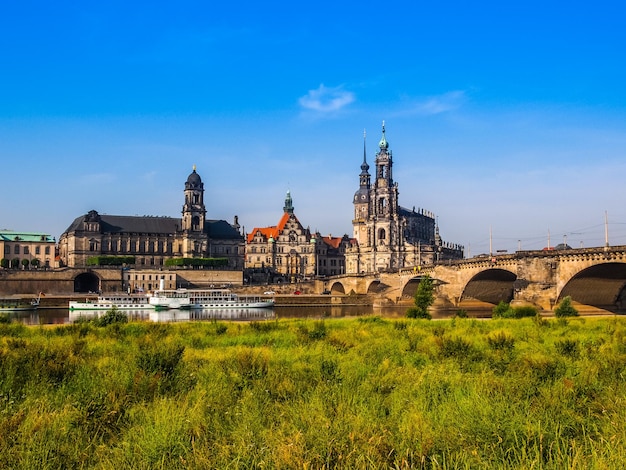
[{"left": 1, "top": 316, "right": 626, "bottom": 468}]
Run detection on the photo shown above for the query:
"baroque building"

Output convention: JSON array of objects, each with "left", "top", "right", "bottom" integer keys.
[
  {"left": 58, "top": 167, "right": 245, "bottom": 268},
  {"left": 1, "top": 230, "right": 57, "bottom": 269},
  {"left": 246, "top": 192, "right": 352, "bottom": 280},
  {"left": 346, "top": 123, "right": 463, "bottom": 274}
]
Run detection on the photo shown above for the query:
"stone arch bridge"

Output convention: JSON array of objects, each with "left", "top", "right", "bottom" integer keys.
[{"left": 321, "top": 246, "right": 626, "bottom": 313}]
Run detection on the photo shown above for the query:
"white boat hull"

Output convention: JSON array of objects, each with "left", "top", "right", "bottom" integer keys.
[{"left": 69, "top": 294, "right": 151, "bottom": 311}]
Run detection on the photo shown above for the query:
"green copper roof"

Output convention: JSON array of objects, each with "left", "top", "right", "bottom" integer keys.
[
  {"left": 378, "top": 120, "right": 388, "bottom": 149},
  {"left": 0, "top": 231, "right": 55, "bottom": 242}
]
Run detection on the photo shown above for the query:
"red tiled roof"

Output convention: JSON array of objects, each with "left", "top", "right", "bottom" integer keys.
[
  {"left": 246, "top": 212, "right": 297, "bottom": 244},
  {"left": 322, "top": 236, "right": 343, "bottom": 249}
]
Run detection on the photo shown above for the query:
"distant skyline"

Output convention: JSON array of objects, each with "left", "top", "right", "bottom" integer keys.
[{"left": 1, "top": 1, "right": 625, "bottom": 256}]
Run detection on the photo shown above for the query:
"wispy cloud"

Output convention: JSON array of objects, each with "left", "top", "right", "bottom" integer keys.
[
  {"left": 420, "top": 90, "right": 466, "bottom": 114},
  {"left": 392, "top": 90, "right": 467, "bottom": 117},
  {"left": 298, "top": 84, "right": 355, "bottom": 113}
]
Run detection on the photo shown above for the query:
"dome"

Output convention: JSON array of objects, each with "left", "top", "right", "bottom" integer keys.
[
  {"left": 185, "top": 166, "right": 203, "bottom": 189},
  {"left": 354, "top": 187, "right": 370, "bottom": 202}
]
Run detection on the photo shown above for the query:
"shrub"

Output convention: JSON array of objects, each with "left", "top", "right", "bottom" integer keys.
[
  {"left": 492, "top": 301, "right": 512, "bottom": 318},
  {"left": 455, "top": 309, "right": 468, "bottom": 318},
  {"left": 93, "top": 307, "right": 128, "bottom": 326},
  {"left": 555, "top": 338, "right": 580, "bottom": 359},
  {"left": 493, "top": 302, "right": 538, "bottom": 319},
  {"left": 512, "top": 305, "right": 538, "bottom": 318},
  {"left": 554, "top": 296, "right": 579, "bottom": 317},
  {"left": 406, "top": 307, "right": 432, "bottom": 319},
  {"left": 486, "top": 331, "right": 515, "bottom": 352},
  {"left": 86, "top": 256, "right": 136, "bottom": 266}
]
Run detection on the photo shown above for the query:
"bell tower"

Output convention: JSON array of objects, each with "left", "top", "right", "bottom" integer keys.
[
  {"left": 182, "top": 165, "right": 206, "bottom": 233},
  {"left": 353, "top": 130, "right": 371, "bottom": 248}
]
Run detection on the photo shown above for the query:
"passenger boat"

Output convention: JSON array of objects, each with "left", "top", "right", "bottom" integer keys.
[
  {"left": 148, "top": 280, "right": 274, "bottom": 311},
  {"left": 188, "top": 289, "right": 274, "bottom": 309},
  {"left": 148, "top": 289, "right": 193, "bottom": 311},
  {"left": 149, "top": 289, "right": 273, "bottom": 310},
  {"left": 69, "top": 293, "right": 151, "bottom": 311},
  {"left": 0, "top": 293, "right": 41, "bottom": 312}
]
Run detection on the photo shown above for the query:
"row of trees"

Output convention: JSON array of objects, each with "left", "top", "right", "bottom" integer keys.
[
  {"left": 0, "top": 258, "right": 43, "bottom": 269},
  {"left": 84, "top": 256, "right": 229, "bottom": 268}
]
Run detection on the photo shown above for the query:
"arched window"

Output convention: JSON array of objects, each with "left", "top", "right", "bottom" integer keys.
[{"left": 378, "top": 228, "right": 386, "bottom": 242}]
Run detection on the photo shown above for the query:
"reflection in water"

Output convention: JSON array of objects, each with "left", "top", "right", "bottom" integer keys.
[
  {"left": 67, "top": 308, "right": 275, "bottom": 323},
  {"left": 11, "top": 305, "right": 491, "bottom": 326}
]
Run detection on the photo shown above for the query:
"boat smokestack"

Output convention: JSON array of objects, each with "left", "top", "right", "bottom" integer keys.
[{"left": 159, "top": 278, "right": 165, "bottom": 291}]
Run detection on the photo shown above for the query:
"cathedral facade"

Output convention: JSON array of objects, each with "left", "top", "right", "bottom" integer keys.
[
  {"left": 346, "top": 123, "right": 464, "bottom": 274},
  {"left": 58, "top": 167, "right": 245, "bottom": 268}
]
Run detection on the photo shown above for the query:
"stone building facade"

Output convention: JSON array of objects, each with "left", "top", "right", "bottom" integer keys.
[
  {"left": 58, "top": 167, "right": 245, "bottom": 268},
  {"left": 0, "top": 230, "right": 57, "bottom": 269},
  {"left": 346, "top": 123, "right": 464, "bottom": 274},
  {"left": 245, "top": 192, "right": 353, "bottom": 280}
]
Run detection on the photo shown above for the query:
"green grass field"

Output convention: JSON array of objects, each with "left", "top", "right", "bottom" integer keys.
[{"left": 1, "top": 314, "right": 626, "bottom": 469}]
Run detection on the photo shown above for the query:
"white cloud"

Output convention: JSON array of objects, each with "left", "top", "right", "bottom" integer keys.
[
  {"left": 298, "top": 84, "right": 355, "bottom": 113},
  {"left": 391, "top": 90, "right": 467, "bottom": 117},
  {"left": 419, "top": 90, "right": 466, "bottom": 114}
]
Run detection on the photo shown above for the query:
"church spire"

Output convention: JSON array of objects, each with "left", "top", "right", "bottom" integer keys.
[
  {"left": 378, "top": 120, "right": 388, "bottom": 149},
  {"left": 361, "top": 129, "right": 370, "bottom": 173},
  {"left": 283, "top": 190, "right": 294, "bottom": 214}
]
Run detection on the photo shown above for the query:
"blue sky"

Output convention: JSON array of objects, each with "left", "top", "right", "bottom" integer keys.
[{"left": 1, "top": 1, "right": 625, "bottom": 256}]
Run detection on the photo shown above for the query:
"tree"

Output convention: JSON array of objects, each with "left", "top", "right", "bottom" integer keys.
[
  {"left": 0, "top": 258, "right": 8, "bottom": 268},
  {"left": 406, "top": 275, "right": 434, "bottom": 319},
  {"left": 21, "top": 259, "right": 29, "bottom": 269},
  {"left": 554, "top": 296, "right": 579, "bottom": 317},
  {"left": 492, "top": 301, "right": 513, "bottom": 319}
]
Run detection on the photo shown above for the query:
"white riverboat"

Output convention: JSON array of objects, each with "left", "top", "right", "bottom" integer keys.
[
  {"left": 149, "top": 280, "right": 274, "bottom": 311},
  {"left": 188, "top": 289, "right": 274, "bottom": 309},
  {"left": 149, "top": 288, "right": 274, "bottom": 310},
  {"left": 69, "top": 293, "right": 151, "bottom": 311},
  {"left": 148, "top": 288, "right": 193, "bottom": 311}
]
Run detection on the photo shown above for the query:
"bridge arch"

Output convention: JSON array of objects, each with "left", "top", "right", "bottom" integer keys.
[
  {"left": 73, "top": 272, "right": 100, "bottom": 293},
  {"left": 559, "top": 262, "right": 626, "bottom": 312},
  {"left": 460, "top": 268, "right": 517, "bottom": 305},
  {"left": 328, "top": 281, "right": 346, "bottom": 295},
  {"left": 400, "top": 276, "right": 434, "bottom": 298},
  {"left": 366, "top": 279, "right": 383, "bottom": 294}
]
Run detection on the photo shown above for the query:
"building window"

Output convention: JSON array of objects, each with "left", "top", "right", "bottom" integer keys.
[
  {"left": 24, "top": 246, "right": 29, "bottom": 255},
  {"left": 14, "top": 245, "right": 19, "bottom": 254},
  {"left": 45, "top": 246, "right": 50, "bottom": 255},
  {"left": 35, "top": 246, "right": 41, "bottom": 255}
]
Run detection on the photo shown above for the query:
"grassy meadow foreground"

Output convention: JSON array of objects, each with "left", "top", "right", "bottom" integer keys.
[{"left": 1, "top": 314, "right": 626, "bottom": 469}]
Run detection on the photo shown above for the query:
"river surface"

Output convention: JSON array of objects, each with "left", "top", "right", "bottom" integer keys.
[{"left": 8, "top": 305, "right": 487, "bottom": 326}]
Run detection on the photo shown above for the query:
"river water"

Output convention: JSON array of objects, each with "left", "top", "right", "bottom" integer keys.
[{"left": 9, "top": 305, "right": 478, "bottom": 326}]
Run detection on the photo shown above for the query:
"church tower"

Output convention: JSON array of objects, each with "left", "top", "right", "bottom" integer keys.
[
  {"left": 179, "top": 165, "right": 207, "bottom": 258},
  {"left": 371, "top": 121, "right": 400, "bottom": 248},
  {"left": 353, "top": 130, "right": 371, "bottom": 247},
  {"left": 181, "top": 165, "right": 206, "bottom": 233}
]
